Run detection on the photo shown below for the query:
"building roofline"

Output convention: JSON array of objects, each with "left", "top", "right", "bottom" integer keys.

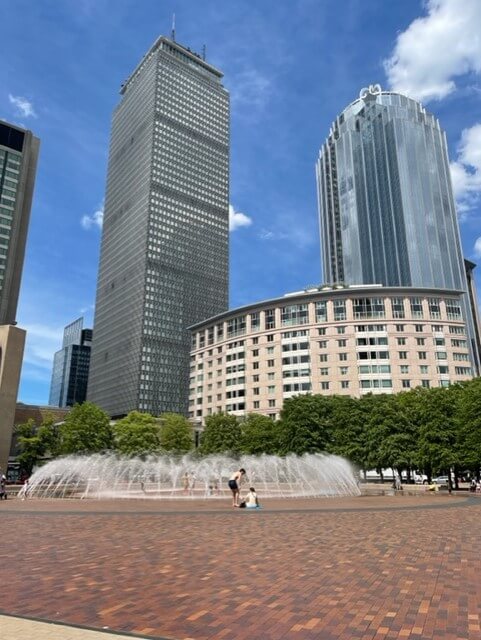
[
  {"left": 189, "top": 285, "right": 465, "bottom": 330},
  {"left": 120, "top": 35, "right": 223, "bottom": 94}
]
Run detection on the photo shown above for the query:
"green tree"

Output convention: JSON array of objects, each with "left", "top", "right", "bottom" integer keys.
[
  {"left": 15, "top": 416, "right": 59, "bottom": 475},
  {"left": 415, "top": 386, "right": 459, "bottom": 486},
  {"left": 59, "top": 402, "right": 112, "bottom": 454},
  {"left": 456, "top": 378, "right": 481, "bottom": 473},
  {"left": 330, "top": 396, "right": 370, "bottom": 470},
  {"left": 277, "top": 394, "right": 335, "bottom": 455},
  {"left": 200, "top": 413, "right": 241, "bottom": 454},
  {"left": 113, "top": 411, "right": 161, "bottom": 456},
  {"left": 15, "top": 419, "right": 46, "bottom": 475},
  {"left": 159, "top": 413, "right": 193, "bottom": 452},
  {"left": 240, "top": 413, "right": 280, "bottom": 455}
]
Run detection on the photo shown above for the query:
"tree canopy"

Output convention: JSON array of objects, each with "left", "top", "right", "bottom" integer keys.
[
  {"left": 159, "top": 413, "right": 194, "bottom": 452},
  {"left": 59, "top": 402, "right": 112, "bottom": 455},
  {"left": 112, "top": 411, "right": 161, "bottom": 456}
]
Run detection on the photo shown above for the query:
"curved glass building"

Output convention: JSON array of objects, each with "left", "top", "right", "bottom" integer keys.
[{"left": 316, "top": 85, "right": 480, "bottom": 371}]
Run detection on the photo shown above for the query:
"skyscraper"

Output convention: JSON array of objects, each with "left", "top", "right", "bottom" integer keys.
[
  {"left": 49, "top": 317, "right": 92, "bottom": 408},
  {"left": 316, "top": 84, "right": 480, "bottom": 371},
  {"left": 0, "top": 120, "right": 40, "bottom": 324},
  {"left": 88, "top": 35, "right": 229, "bottom": 417}
]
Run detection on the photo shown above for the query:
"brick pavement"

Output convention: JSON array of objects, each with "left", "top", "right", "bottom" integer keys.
[{"left": 1, "top": 494, "right": 480, "bottom": 640}]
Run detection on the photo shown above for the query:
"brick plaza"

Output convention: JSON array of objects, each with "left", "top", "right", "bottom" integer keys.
[{"left": 1, "top": 494, "right": 481, "bottom": 639}]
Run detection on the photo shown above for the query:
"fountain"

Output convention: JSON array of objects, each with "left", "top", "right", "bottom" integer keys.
[{"left": 20, "top": 452, "right": 360, "bottom": 500}]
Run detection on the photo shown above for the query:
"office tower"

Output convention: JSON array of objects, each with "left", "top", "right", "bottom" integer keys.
[
  {"left": 316, "top": 84, "right": 480, "bottom": 371},
  {"left": 49, "top": 317, "right": 92, "bottom": 408},
  {"left": 0, "top": 120, "right": 40, "bottom": 324},
  {"left": 88, "top": 36, "right": 229, "bottom": 417}
]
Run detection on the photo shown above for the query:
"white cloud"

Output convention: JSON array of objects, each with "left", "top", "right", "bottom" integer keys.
[
  {"left": 8, "top": 94, "right": 37, "bottom": 118},
  {"left": 229, "top": 204, "right": 252, "bottom": 231},
  {"left": 81, "top": 203, "right": 104, "bottom": 230},
  {"left": 22, "top": 323, "right": 63, "bottom": 372},
  {"left": 229, "top": 69, "right": 272, "bottom": 112},
  {"left": 450, "top": 123, "right": 481, "bottom": 215},
  {"left": 474, "top": 237, "right": 481, "bottom": 258},
  {"left": 384, "top": 0, "right": 481, "bottom": 102}
]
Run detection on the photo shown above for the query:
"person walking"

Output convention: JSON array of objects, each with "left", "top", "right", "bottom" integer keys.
[{"left": 228, "top": 468, "right": 246, "bottom": 507}]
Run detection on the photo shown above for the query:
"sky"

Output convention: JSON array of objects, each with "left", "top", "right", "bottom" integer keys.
[{"left": 1, "top": 0, "right": 480, "bottom": 405}]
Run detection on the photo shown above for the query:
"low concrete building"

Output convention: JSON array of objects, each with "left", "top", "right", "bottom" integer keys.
[{"left": 189, "top": 285, "right": 474, "bottom": 425}]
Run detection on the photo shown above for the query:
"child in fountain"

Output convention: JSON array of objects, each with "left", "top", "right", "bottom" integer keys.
[
  {"left": 228, "top": 468, "right": 245, "bottom": 507},
  {"left": 244, "top": 487, "right": 259, "bottom": 509}
]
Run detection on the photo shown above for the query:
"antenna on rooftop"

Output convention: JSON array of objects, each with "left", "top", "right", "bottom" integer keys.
[
  {"left": 171, "top": 13, "right": 176, "bottom": 41},
  {"left": 202, "top": 44, "right": 206, "bottom": 61}
]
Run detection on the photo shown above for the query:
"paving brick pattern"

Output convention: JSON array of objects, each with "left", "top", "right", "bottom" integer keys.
[{"left": 1, "top": 495, "right": 481, "bottom": 639}]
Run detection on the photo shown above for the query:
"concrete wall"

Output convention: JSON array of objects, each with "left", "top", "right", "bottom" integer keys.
[{"left": 0, "top": 325, "right": 25, "bottom": 474}]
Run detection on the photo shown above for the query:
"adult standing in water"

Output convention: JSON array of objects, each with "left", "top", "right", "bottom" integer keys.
[{"left": 228, "top": 468, "right": 246, "bottom": 507}]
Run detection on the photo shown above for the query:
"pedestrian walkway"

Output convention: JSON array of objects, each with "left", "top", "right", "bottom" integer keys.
[{"left": 0, "top": 614, "right": 156, "bottom": 640}]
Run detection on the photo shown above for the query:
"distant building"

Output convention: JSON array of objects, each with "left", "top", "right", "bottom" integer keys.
[
  {"left": 88, "top": 35, "right": 230, "bottom": 418},
  {"left": 316, "top": 85, "right": 480, "bottom": 372},
  {"left": 8, "top": 402, "right": 71, "bottom": 482},
  {"left": 49, "top": 318, "right": 92, "bottom": 408},
  {"left": 0, "top": 325, "right": 26, "bottom": 475},
  {"left": 189, "top": 285, "right": 474, "bottom": 425},
  {"left": 0, "top": 120, "right": 40, "bottom": 324}
]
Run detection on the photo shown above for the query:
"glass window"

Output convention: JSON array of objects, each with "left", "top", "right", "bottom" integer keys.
[
  {"left": 281, "top": 303, "right": 308, "bottom": 326},
  {"left": 333, "top": 299, "right": 346, "bottom": 321},
  {"left": 250, "top": 312, "right": 260, "bottom": 331},
  {"left": 216, "top": 323, "right": 224, "bottom": 341},
  {"left": 410, "top": 297, "right": 424, "bottom": 319},
  {"left": 341, "top": 381, "right": 349, "bottom": 389},
  {"left": 418, "top": 352, "right": 427, "bottom": 360},
  {"left": 353, "top": 298, "right": 385, "bottom": 319},
  {"left": 265, "top": 309, "right": 276, "bottom": 330},
  {"left": 428, "top": 298, "right": 441, "bottom": 319},
  {"left": 316, "top": 301, "right": 327, "bottom": 322},
  {"left": 227, "top": 316, "right": 246, "bottom": 338},
  {"left": 208, "top": 327, "right": 214, "bottom": 345},
  {"left": 391, "top": 297, "right": 405, "bottom": 319},
  {"left": 445, "top": 299, "right": 462, "bottom": 320},
  {"left": 318, "top": 327, "right": 326, "bottom": 335}
]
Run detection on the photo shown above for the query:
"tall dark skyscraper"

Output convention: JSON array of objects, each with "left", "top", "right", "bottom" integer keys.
[
  {"left": 49, "top": 317, "right": 92, "bottom": 408},
  {"left": 0, "top": 120, "right": 40, "bottom": 324},
  {"left": 88, "top": 35, "right": 230, "bottom": 417},
  {"left": 316, "top": 85, "right": 480, "bottom": 371}
]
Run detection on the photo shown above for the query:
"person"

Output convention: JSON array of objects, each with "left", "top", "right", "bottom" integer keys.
[
  {"left": 228, "top": 468, "right": 246, "bottom": 507},
  {"left": 189, "top": 472, "right": 196, "bottom": 495},
  {"left": 182, "top": 472, "right": 189, "bottom": 495},
  {"left": 244, "top": 487, "right": 259, "bottom": 509},
  {"left": 0, "top": 475, "right": 6, "bottom": 500},
  {"left": 21, "top": 478, "right": 29, "bottom": 501}
]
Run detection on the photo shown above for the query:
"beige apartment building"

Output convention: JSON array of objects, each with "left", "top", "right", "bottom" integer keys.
[{"left": 188, "top": 285, "right": 474, "bottom": 425}]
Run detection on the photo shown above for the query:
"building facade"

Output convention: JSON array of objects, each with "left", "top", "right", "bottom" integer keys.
[
  {"left": 316, "top": 85, "right": 480, "bottom": 371},
  {"left": 0, "top": 325, "right": 26, "bottom": 475},
  {"left": 189, "top": 286, "right": 473, "bottom": 424},
  {"left": 88, "top": 35, "right": 229, "bottom": 418},
  {"left": 49, "top": 317, "right": 92, "bottom": 408},
  {"left": 0, "top": 120, "right": 40, "bottom": 325}
]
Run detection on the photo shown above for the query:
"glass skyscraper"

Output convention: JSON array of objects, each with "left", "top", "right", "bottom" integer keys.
[
  {"left": 0, "top": 120, "right": 40, "bottom": 325},
  {"left": 316, "top": 85, "right": 480, "bottom": 370},
  {"left": 49, "top": 317, "right": 92, "bottom": 408},
  {"left": 88, "top": 36, "right": 229, "bottom": 417}
]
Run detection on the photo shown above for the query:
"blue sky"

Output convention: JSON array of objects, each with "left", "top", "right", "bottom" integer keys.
[{"left": 1, "top": 0, "right": 480, "bottom": 405}]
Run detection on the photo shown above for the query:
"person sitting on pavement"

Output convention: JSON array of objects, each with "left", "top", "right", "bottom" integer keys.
[{"left": 244, "top": 487, "right": 260, "bottom": 509}]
